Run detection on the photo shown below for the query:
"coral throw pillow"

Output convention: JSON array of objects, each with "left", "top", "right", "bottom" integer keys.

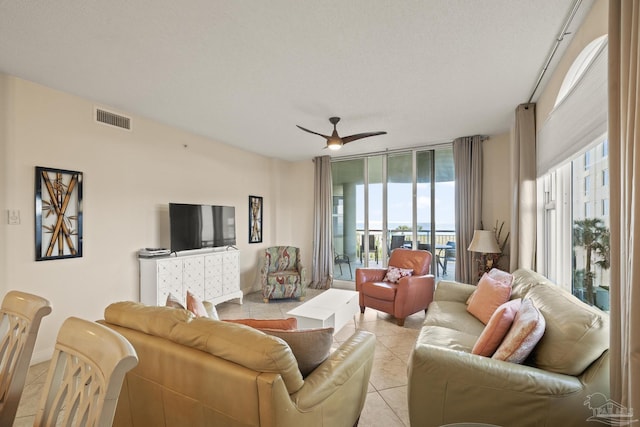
[
  {"left": 260, "top": 327, "right": 334, "bottom": 377},
  {"left": 186, "top": 290, "right": 209, "bottom": 318},
  {"left": 472, "top": 298, "right": 522, "bottom": 357},
  {"left": 384, "top": 266, "right": 413, "bottom": 284},
  {"left": 488, "top": 268, "right": 514, "bottom": 287},
  {"left": 224, "top": 317, "right": 298, "bottom": 330},
  {"left": 466, "top": 268, "right": 514, "bottom": 305},
  {"left": 467, "top": 273, "right": 512, "bottom": 324},
  {"left": 492, "top": 298, "right": 546, "bottom": 364},
  {"left": 165, "top": 292, "right": 185, "bottom": 310}
]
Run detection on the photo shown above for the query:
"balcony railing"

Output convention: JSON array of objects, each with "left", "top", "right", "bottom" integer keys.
[
  {"left": 355, "top": 229, "right": 456, "bottom": 261},
  {"left": 332, "top": 229, "right": 456, "bottom": 282}
]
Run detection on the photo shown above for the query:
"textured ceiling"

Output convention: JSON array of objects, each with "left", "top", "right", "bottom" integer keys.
[{"left": 0, "top": 0, "right": 591, "bottom": 161}]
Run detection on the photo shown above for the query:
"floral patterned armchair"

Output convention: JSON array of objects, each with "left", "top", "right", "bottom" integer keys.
[{"left": 261, "top": 246, "right": 307, "bottom": 302}]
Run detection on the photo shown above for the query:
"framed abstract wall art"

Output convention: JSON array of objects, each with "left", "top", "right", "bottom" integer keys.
[
  {"left": 249, "top": 195, "right": 263, "bottom": 243},
  {"left": 35, "top": 166, "right": 83, "bottom": 261}
]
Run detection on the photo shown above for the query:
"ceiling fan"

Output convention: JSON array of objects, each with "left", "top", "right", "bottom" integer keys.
[{"left": 296, "top": 117, "right": 387, "bottom": 150}]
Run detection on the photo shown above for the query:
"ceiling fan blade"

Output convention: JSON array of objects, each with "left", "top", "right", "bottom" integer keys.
[
  {"left": 342, "top": 131, "right": 387, "bottom": 144},
  {"left": 296, "top": 125, "right": 330, "bottom": 139}
]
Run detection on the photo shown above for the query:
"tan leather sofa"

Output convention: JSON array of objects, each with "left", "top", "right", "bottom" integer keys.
[
  {"left": 356, "top": 248, "right": 435, "bottom": 326},
  {"left": 99, "top": 302, "right": 375, "bottom": 427},
  {"left": 408, "top": 268, "right": 610, "bottom": 427}
]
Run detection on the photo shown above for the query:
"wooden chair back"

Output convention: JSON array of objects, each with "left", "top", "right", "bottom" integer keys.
[
  {"left": 34, "top": 317, "right": 138, "bottom": 427},
  {"left": 0, "top": 291, "right": 51, "bottom": 426}
]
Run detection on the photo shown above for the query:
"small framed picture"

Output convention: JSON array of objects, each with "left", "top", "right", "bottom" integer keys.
[
  {"left": 35, "top": 166, "right": 83, "bottom": 261},
  {"left": 249, "top": 195, "right": 263, "bottom": 243}
]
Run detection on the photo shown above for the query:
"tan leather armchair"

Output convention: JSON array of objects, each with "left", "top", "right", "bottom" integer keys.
[{"left": 356, "top": 248, "right": 435, "bottom": 326}]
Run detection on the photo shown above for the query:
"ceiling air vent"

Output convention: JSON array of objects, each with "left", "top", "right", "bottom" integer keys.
[{"left": 95, "top": 108, "right": 131, "bottom": 131}]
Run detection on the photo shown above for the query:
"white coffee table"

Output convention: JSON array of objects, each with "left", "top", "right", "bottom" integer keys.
[{"left": 287, "top": 289, "right": 359, "bottom": 334}]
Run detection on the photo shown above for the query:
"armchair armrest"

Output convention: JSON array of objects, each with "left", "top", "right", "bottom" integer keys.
[
  {"left": 433, "top": 280, "right": 476, "bottom": 303},
  {"left": 260, "top": 257, "right": 270, "bottom": 283},
  {"left": 296, "top": 261, "right": 308, "bottom": 287},
  {"left": 394, "top": 274, "right": 436, "bottom": 314},
  {"left": 291, "top": 331, "right": 375, "bottom": 408}
]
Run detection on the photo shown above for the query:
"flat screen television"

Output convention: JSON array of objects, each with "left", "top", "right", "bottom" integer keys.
[{"left": 169, "top": 203, "right": 236, "bottom": 252}]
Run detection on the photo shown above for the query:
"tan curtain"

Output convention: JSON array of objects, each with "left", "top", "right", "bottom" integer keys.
[
  {"left": 453, "top": 135, "right": 483, "bottom": 284},
  {"left": 510, "top": 103, "right": 537, "bottom": 271},
  {"left": 311, "top": 155, "right": 333, "bottom": 289},
  {"left": 609, "top": 0, "right": 640, "bottom": 416}
]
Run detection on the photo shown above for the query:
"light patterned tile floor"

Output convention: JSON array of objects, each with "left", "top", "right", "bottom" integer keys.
[{"left": 16, "top": 285, "right": 424, "bottom": 427}]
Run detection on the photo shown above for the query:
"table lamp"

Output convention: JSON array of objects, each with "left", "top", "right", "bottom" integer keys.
[{"left": 467, "top": 230, "right": 501, "bottom": 273}]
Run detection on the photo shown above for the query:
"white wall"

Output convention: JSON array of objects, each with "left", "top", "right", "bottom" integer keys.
[
  {"left": 0, "top": 75, "right": 9, "bottom": 294},
  {"left": 0, "top": 75, "right": 314, "bottom": 362}
]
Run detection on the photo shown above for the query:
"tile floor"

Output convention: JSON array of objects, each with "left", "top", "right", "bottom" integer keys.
[{"left": 15, "top": 282, "right": 425, "bottom": 427}]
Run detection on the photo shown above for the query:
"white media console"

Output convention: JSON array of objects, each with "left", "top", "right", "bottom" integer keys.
[{"left": 139, "top": 248, "right": 243, "bottom": 307}]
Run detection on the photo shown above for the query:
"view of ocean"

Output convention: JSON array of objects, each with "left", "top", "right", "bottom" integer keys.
[{"left": 356, "top": 222, "right": 455, "bottom": 232}]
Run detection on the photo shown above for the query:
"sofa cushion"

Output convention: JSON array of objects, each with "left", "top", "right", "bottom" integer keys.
[
  {"left": 224, "top": 317, "right": 298, "bottom": 330},
  {"left": 526, "top": 281, "right": 609, "bottom": 375},
  {"left": 467, "top": 273, "right": 512, "bottom": 324},
  {"left": 266, "top": 271, "right": 303, "bottom": 286},
  {"left": 465, "top": 269, "right": 513, "bottom": 304},
  {"left": 361, "top": 281, "right": 397, "bottom": 301},
  {"left": 186, "top": 290, "right": 211, "bottom": 318},
  {"left": 488, "top": 268, "right": 514, "bottom": 286},
  {"left": 423, "top": 301, "right": 486, "bottom": 336},
  {"left": 387, "top": 248, "right": 431, "bottom": 276},
  {"left": 202, "top": 300, "right": 220, "bottom": 320},
  {"left": 105, "top": 301, "right": 194, "bottom": 340},
  {"left": 416, "top": 325, "right": 478, "bottom": 353},
  {"left": 170, "top": 317, "right": 304, "bottom": 394},
  {"left": 510, "top": 268, "right": 551, "bottom": 299},
  {"left": 165, "top": 292, "right": 185, "bottom": 309},
  {"left": 492, "top": 299, "right": 545, "bottom": 364},
  {"left": 383, "top": 266, "right": 413, "bottom": 283},
  {"left": 472, "top": 298, "right": 522, "bottom": 357},
  {"left": 260, "top": 327, "right": 334, "bottom": 377}
]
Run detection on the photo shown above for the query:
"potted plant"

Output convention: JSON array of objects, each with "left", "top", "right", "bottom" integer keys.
[{"left": 573, "top": 218, "right": 610, "bottom": 307}]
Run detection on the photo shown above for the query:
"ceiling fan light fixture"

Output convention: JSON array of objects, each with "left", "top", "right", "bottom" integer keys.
[{"left": 327, "top": 138, "right": 343, "bottom": 150}]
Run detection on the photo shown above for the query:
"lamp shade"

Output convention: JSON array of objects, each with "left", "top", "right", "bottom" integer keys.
[{"left": 467, "top": 230, "right": 500, "bottom": 253}]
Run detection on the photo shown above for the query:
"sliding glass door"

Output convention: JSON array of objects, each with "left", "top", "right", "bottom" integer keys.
[{"left": 331, "top": 146, "right": 455, "bottom": 282}]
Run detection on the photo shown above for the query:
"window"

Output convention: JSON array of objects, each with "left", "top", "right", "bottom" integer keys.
[
  {"left": 540, "top": 139, "right": 609, "bottom": 311},
  {"left": 584, "top": 151, "right": 592, "bottom": 170},
  {"left": 331, "top": 146, "right": 454, "bottom": 282},
  {"left": 584, "top": 175, "right": 591, "bottom": 195},
  {"left": 538, "top": 35, "right": 609, "bottom": 312}
]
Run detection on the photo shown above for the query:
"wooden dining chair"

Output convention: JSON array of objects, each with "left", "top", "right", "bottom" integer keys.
[
  {"left": 0, "top": 291, "right": 51, "bottom": 426},
  {"left": 33, "top": 317, "right": 138, "bottom": 427}
]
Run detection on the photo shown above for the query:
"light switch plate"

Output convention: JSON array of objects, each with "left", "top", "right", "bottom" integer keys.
[{"left": 8, "top": 210, "right": 20, "bottom": 225}]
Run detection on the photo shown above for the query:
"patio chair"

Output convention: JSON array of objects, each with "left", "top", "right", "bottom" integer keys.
[
  {"left": 442, "top": 241, "right": 456, "bottom": 275},
  {"left": 334, "top": 253, "right": 352, "bottom": 279},
  {"left": 389, "top": 235, "right": 405, "bottom": 254},
  {"left": 360, "top": 235, "right": 378, "bottom": 263}
]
